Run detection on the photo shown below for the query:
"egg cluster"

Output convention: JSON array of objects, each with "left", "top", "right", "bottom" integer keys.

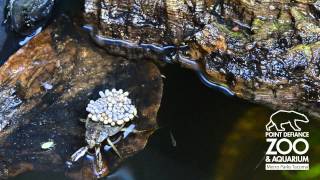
[{"left": 86, "top": 89, "right": 137, "bottom": 126}]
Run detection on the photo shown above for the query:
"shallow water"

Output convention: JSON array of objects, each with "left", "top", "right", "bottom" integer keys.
[{"left": 1, "top": 1, "right": 320, "bottom": 180}]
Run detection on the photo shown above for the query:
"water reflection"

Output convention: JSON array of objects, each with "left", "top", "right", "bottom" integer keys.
[{"left": 18, "top": 27, "right": 42, "bottom": 46}]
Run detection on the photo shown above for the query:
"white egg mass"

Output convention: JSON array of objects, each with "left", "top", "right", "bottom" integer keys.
[{"left": 85, "top": 89, "right": 137, "bottom": 126}]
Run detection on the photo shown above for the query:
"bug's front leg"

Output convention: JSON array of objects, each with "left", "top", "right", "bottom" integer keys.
[
  {"left": 95, "top": 145, "right": 104, "bottom": 174},
  {"left": 71, "top": 146, "right": 89, "bottom": 162}
]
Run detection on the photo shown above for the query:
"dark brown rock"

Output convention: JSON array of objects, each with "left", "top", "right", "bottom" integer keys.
[{"left": 0, "top": 17, "right": 163, "bottom": 179}]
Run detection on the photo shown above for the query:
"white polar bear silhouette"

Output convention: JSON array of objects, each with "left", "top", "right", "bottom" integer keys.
[{"left": 266, "top": 110, "right": 309, "bottom": 131}]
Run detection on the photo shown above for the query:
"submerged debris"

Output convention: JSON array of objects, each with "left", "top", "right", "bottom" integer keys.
[
  {"left": 40, "top": 81, "right": 53, "bottom": 90},
  {"left": 40, "top": 139, "right": 55, "bottom": 150}
]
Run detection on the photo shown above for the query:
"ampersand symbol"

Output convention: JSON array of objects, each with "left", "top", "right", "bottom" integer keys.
[{"left": 265, "top": 156, "right": 271, "bottom": 162}]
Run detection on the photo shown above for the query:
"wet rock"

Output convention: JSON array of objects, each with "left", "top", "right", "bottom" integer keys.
[
  {"left": 204, "top": 41, "right": 320, "bottom": 118},
  {"left": 187, "top": 24, "right": 227, "bottom": 60},
  {"left": 83, "top": 0, "right": 320, "bottom": 118},
  {"left": 83, "top": 0, "right": 219, "bottom": 58},
  {"left": 84, "top": 0, "right": 168, "bottom": 44},
  {"left": 291, "top": 7, "right": 320, "bottom": 44},
  {"left": 5, "top": 0, "right": 55, "bottom": 35},
  {"left": 223, "top": 0, "right": 288, "bottom": 24},
  {"left": 200, "top": 3, "right": 320, "bottom": 118},
  {"left": 0, "top": 1, "right": 7, "bottom": 51},
  {"left": 0, "top": 87, "right": 22, "bottom": 132},
  {"left": 0, "top": 17, "right": 163, "bottom": 179}
]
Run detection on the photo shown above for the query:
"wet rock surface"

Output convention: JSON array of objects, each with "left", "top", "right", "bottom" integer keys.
[
  {"left": 5, "top": 0, "right": 55, "bottom": 35},
  {"left": 0, "top": 17, "right": 163, "bottom": 179},
  {"left": 83, "top": 0, "right": 225, "bottom": 61},
  {"left": 0, "top": 1, "right": 6, "bottom": 51},
  {"left": 84, "top": 0, "right": 320, "bottom": 118}
]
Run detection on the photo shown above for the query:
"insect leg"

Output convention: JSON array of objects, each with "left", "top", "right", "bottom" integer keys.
[
  {"left": 71, "top": 146, "right": 89, "bottom": 162},
  {"left": 120, "top": 124, "right": 151, "bottom": 134},
  {"left": 95, "top": 146, "right": 104, "bottom": 173},
  {"left": 107, "top": 138, "right": 122, "bottom": 159}
]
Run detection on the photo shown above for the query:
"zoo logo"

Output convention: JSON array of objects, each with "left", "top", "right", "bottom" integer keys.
[
  {"left": 265, "top": 110, "right": 310, "bottom": 171},
  {"left": 266, "top": 110, "right": 309, "bottom": 132}
]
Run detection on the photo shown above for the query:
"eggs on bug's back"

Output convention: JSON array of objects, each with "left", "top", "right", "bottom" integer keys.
[{"left": 86, "top": 89, "right": 137, "bottom": 126}]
